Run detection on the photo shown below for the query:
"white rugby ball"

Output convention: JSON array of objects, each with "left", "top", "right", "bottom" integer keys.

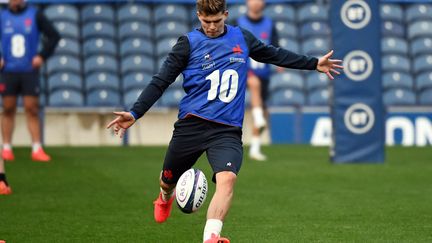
[{"left": 175, "top": 168, "right": 208, "bottom": 214}]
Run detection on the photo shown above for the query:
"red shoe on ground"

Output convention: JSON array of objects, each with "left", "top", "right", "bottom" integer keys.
[
  {"left": 153, "top": 192, "right": 174, "bottom": 223},
  {"left": 31, "top": 148, "right": 51, "bottom": 162},
  {"left": 0, "top": 181, "right": 12, "bottom": 195},
  {"left": 204, "top": 233, "right": 230, "bottom": 243},
  {"left": 2, "top": 149, "right": 14, "bottom": 161}
]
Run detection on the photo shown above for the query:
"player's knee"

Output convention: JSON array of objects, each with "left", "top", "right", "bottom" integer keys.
[
  {"left": 3, "top": 106, "right": 16, "bottom": 116},
  {"left": 24, "top": 105, "right": 39, "bottom": 117},
  {"left": 215, "top": 171, "right": 237, "bottom": 193}
]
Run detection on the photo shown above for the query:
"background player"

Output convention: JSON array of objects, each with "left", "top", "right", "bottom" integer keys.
[
  {"left": 0, "top": 0, "right": 60, "bottom": 162},
  {"left": 0, "top": 158, "right": 11, "bottom": 195},
  {"left": 107, "top": 0, "right": 342, "bottom": 242}
]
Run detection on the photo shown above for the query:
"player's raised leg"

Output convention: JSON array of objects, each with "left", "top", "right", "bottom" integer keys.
[
  {"left": 0, "top": 159, "right": 12, "bottom": 195},
  {"left": 1, "top": 96, "right": 17, "bottom": 161}
]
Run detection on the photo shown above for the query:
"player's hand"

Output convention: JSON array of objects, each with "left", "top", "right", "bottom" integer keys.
[
  {"left": 106, "top": 111, "right": 136, "bottom": 138},
  {"left": 317, "top": 50, "right": 344, "bottom": 80},
  {"left": 32, "top": 55, "right": 44, "bottom": 69}
]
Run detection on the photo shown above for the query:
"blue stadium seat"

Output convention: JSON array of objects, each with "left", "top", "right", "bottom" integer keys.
[
  {"left": 269, "top": 72, "right": 304, "bottom": 92},
  {"left": 306, "top": 72, "right": 328, "bottom": 91},
  {"left": 407, "top": 21, "right": 432, "bottom": 39},
  {"left": 84, "top": 55, "right": 118, "bottom": 75},
  {"left": 269, "top": 89, "right": 305, "bottom": 106},
  {"left": 124, "top": 88, "right": 159, "bottom": 109},
  {"left": 228, "top": 4, "right": 247, "bottom": 23},
  {"left": 278, "top": 37, "right": 300, "bottom": 53},
  {"left": 416, "top": 71, "right": 432, "bottom": 91},
  {"left": 85, "top": 72, "right": 120, "bottom": 92},
  {"left": 161, "top": 88, "right": 185, "bottom": 108},
  {"left": 300, "top": 21, "right": 330, "bottom": 39},
  {"left": 46, "top": 55, "right": 81, "bottom": 75},
  {"left": 302, "top": 38, "right": 330, "bottom": 56},
  {"left": 156, "top": 37, "right": 178, "bottom": 58},
  {"left": 49, "top": 89, "right": 84, "bottom": 107},
  {"left": 263, "top": 4, "right": 295, "bottom": 22},
  {"left": 383, "top": 72, "right": 414, "bottom": 90},
  {"left": 382, "top": 21, "right": 404, "bottom": 37},
  {"left": 383, "top": 88, "right": 416, "bottom": 106},
  {"left": 413, "top": 54, "right": 432, "bottom": 74},
  {"left": 155, "top": 22, "right": 189, "bottom": 39},
  {"left": 118, "top": 21, "right": 152, "bottom": 41},
  {"left": 122, "top": 72, "right": 152, "bottom": 92},
  {"left": 381, "top": 37, "right": 408, "bottom": 55},
  {"left": 121, "top": 55, "right": 154, "bottom": 75},
  {"left": 308, "top": 88, "right": 329, "bottom": 106},
  {"left": 81, "top": 4, "right": 114, "bottom": 23},
  {"left": 419, "top": 88, "right": 432, "bottom": 105},
  {"left": 87, "top": 89, "right": 121, "bottom": 107},
  {"left": 55, "top": 38, "right": 80, "bottom": 57},
  {"left": 274, "top": 22, "right": 297, "bottom": 39},
  {"left": 83, "top": 38, "right": 117, "bottom": 57},
  {"left": 406, "top": 4, "right": 432, "bottom": 22},
  {"left": 117, "top": 4, "right": 151, "bottom": 23},
  {"left": 382, "top": 55, "right": 411, "bottom": 73},
  {"left": 47, "top": 72, "right": 82, "bottom": 92},
  {"left": 82, "top": 21, "right": 115, "bottom": 40},
  {"left": 298, "top": 4, "right": 328, "bottom": 23},
  {"left": 380, "top": 4, "right": 403, "bottom": 22},
  {"left": 53, "top": 21, "right": 79, "bottom": 39},
  {"left": 154, "top": 4, "right": 189, "bottom": 23},
  {"left": 171, "top": 75, "right": 184, "bottom": 89},
  {"left": 120, "top": 38, "right": 153, "bottom": 58},
  {"left": 410, "top": 37, "right": 432, "bottom": 56},
  {"left": 44, "top": 4, "right": 79, "bottom": 23}
]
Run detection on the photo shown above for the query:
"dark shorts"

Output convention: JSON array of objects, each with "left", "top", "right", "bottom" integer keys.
[
  {"left": 161, "top": 116, "right": 243, "bottom": 184},
  {"left": 0, "top": 72, "right": 40, "bottom": 96},
  {"left": 259, "top": 77, "right": 270, "bottom": 106}
]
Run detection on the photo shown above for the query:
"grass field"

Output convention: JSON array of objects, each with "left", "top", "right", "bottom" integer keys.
[{"left": 0, "top": 145, "right": 431, "bottom": 242}]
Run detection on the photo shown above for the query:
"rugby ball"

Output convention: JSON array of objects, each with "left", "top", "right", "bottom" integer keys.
[{"left": 175, "top": 168, "right": 208, "bottom": 214}]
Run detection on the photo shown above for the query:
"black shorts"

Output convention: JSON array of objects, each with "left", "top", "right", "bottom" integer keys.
[
  {"left": 161, "top": 116, "right": 243, "bottom": 184},
  {"left": 258, "top": 77, "right": 270, "bottom": 107},
  {"left": 0, "top": 72, "right": 40, "bottom": 96}
]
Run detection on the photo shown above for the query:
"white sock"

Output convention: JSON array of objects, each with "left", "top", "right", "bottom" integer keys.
[
  {"left": 160, "top": 187, "right": 174, "bottom": 202},
  {"left": 203, "top": 219, "right": 223, "bottom": 242},
  {"left": 250, "top": 136, "right": 261, "bottom": 154},
  {"left": 3, "top": 144, "right": 12, "bottom": 151},
  {"left": 252, "top": 107, "right": 266, "bottom": 128},
  {"left": 32, "top": 143, "right": 42, "bottom": 153}
]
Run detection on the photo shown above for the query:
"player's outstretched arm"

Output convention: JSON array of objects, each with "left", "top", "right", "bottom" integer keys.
[
  {"left": 106, "top": 111, "right": 135, "bottom": 138},
  {"left": 316, "top": 50, "right": 344, "bottom": 80}
]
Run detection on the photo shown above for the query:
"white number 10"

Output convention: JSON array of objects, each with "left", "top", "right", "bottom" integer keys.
[{"left": 206, "top": 69, "right": 239, "bottom": 103}]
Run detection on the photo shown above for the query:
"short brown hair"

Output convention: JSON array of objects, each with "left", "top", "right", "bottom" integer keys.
[{"left": 197, "top": 0, "right": 227, "bottom": 15}]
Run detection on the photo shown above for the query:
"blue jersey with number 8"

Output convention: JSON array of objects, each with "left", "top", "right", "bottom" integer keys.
[{"left": 180, "top": 25, "right": 249, "bottom": 127}]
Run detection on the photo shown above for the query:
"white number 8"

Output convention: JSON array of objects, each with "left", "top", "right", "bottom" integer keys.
[{"left": 11, "top": 34, "right": 26, "bottom": 58}]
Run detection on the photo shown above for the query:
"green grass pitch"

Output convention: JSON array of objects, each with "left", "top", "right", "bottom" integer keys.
[{"left": 1, "top": 146, "right": 431, "bottom": 242}]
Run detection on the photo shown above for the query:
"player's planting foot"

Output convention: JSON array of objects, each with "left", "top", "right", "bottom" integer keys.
[
  {"left": 31, "top": 148, "right": 51, "bottom": 162},
  {"left": 0, "top": 181, "right": 12, "bottom": 195},
  {"left": 204, "top": 233, "right": 230, "bottom": 243},
  {"left": 2, "top": 149, "right": 15, "bottom": 161},
  {"left": 249, "top": 151, "right": 267, "bottom": 161},
  {"left": 153, "top": 192, "right": 174, "bottom": 223}
]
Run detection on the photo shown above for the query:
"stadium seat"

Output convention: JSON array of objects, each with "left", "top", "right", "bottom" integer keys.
[
  {"left": 154, "top": 4, "right": 189, "bottom": 23},
  {"left": 406, "top": 4, "right": 432, "bottom": 22},
  {"left": 46, "top": 55, "right": 81, "bottom": 75},
  {"left": 161, "top": 88, "right": 186, "bottom": 108},
  {"left": 407, "top": 21, "right": 432, "bottom": 40},
  {"left": 308, "top": 88, "right": 329, "bottom": 106},
  {"left": 118, "top": 21, "right": 152, "bottom": 41},
  {"left": 81, "top": 4, "right": 114, "bottom": 23},
  {"left": 228, "top": 4, "right": 247, "bottom": 23},
  {"left": 122, "top": 72, "right": 152, "bottom": 92},
  {"left": 382, "top": 21, "right": 404, "bottom": 37},
  {"left": 121, "top": 55, "right": 154, "bottom": 75},
  {"left": 47, "top": 72, "right": 82, "bottom": 92},
  {"left": 53, "top": 21, "right": 79, "bottom": 39},
  {"left": 171, "top": 75, "right": 184, "bottom": 89},
  {"left": 83, "top": 38, "right": 117, "bottom": 57},
  {"left": 306, "top": 72, "right": 329, "bottom": 91},
  {"left": 300, "top": 21, "right": 331, "bottom": 39},
  {"left": 82, "top": 21, "right": 115, "bottom": 40},
  {"left": 269, "top": 89, "right": 305, "bottom": 107},
  {"left": 269, "top": 72, "right": 304, "bottom": 92},
  {"left": 117, "top": 4, "right": 151, "bottom": 23},
  {"left": 55, "top": 38, "right": 80, "bottom": 57},
  {"left": 44, "top": 4, "right": 79, "bottom": 23},
  {"left": 278, "top": 38, "right": 300, "bottom": 53},
  {"left": 87, "top": 89, "right": 121, "bottom": 107},
  {"left": 274, "top": 22, "right": 297, "bottom": 39},
  {"left": 124, "top": 88, "right": 158, "bottom": 109},
  {"left": 381, "top": 37, "right": 408, "bottom": 55},
  {"left": 84, "top": 55, "right": 118, "bottom": 75},
  {"left": 156, "top": 37, "right": 178, "bottom": 59},
  {"left": 383, "top": 88, "right": 416, "bottom": 106},
  {"left": 49, "top": 89, "right": 84, "bottom": 107},
  {"left": 380, "top": 4, "right": 403, "bottom": 23},
  {"left": 416, "top": 71, "right": 432, "bottom": 91},
  {"left": 85, "top": 72, "right": 120, "bottom": 92},
  {"left": 382, "top": 55, "right": 411, "bottom": 73},
  {"left": 419, "top": 88, "right": 432, "bottom": 105},
  {"left": 383, "top": 72, "right": 414, "bottom": 90},
  {"left": 263, "top": 4, "right": 295, "bottom": 22},
  {"left": 410, "top": 37, "right": 432, "bottom": 56},
  {"left": 413, "top": 55, "right": 432, "bottom": 74},
  {"left": 298, "top": 4, "right": 328, "bottom": 23},
  {"left": 302, "top": 38, "right": 330, "bottom": 56},
  {"left": 155, "top": 21, "right": 189, "bottom": 39},
  {"left": 120, "top": 38, "right": 154, "bottom": 58}
]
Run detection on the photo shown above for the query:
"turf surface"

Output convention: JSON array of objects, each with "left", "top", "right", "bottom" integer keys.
[{"left": 1, "top": 146, "right": 431, "bottom": 242}]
